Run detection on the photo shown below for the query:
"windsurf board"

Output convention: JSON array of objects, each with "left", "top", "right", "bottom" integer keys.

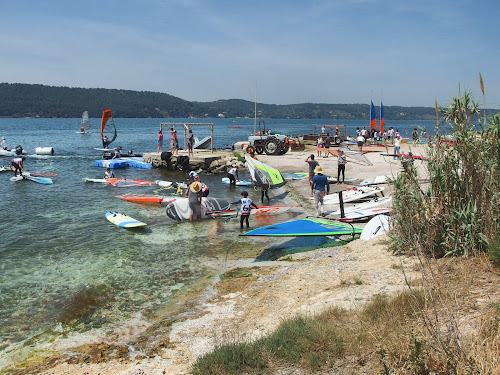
[
  {"left": 221, "top": 177, "right": 252, "bottom": 186},
  {"left": 338, "top": 208, "right": 392, "bottom": 222},
  {"left": 360, "top": 215, "right": 390, "bottom": 240},
  {"left": 327, "top": 196, "right": 393, "bottom": 216},
  {"left": 166, "top": 197, "right": 229, "bottom": 221},
  {"left": 282, "top": 172, "right": 308, "bottom": 180},
  {"left": 207, "top": 204, "right": 301, "bottom": 218},
  {"left": 105, "top": 211, "right": 147, "bottom": 228},
  {"left": 327, "top": 177, "right": 358, "bottom": 184},
  {"left": 310, "top": 186, "right": 384, "bottom": 205},
  {"left": 359, "top": 175, "right": 390, "bottom": 186},
  {"left": 83, "top": 178, "right": 108, "bottom": 183},
  {"left": 106, "top": 178, "right": 157, "bottom": 187},
  {"left": 116, "top": 194, "right": 182, "bottom": 204}
]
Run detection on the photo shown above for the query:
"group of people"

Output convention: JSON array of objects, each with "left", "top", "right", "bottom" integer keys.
[
  {"left": 305, "top": 151, "right": 346, "bottom": 216},
  {"left": 157, "top": 125, "right": 195, "bottom": 157}
]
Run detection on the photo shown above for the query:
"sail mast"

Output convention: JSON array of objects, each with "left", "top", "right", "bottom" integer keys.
[{"left": 254, "top": 82, "right": 257, "bottom": 135}]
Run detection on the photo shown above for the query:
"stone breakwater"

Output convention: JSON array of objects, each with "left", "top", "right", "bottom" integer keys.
[{"left": 143, "top": 151, "right": 245, "bottom": 173}]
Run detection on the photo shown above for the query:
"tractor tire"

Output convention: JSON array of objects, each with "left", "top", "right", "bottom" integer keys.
[
  {"left": 279, "top": 144, "right": 290, "bottom": 154},
  {"left": 246, "top": 145, "right": 256, "bottom": 155},
  {"left": 255, "top": 146, "right": 264, "bottom": 154},
  {"left": 264, "top": 137, "right": 280, "bottom": 155}
]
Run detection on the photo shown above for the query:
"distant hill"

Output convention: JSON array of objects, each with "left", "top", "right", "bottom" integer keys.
[{"left": 0, "top": 82, "right": 484, "bottom": 120}]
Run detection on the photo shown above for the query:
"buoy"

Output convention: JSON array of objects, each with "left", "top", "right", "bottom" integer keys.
[{"left": 35, "top": 147, "right": 54, "bottom": 155}]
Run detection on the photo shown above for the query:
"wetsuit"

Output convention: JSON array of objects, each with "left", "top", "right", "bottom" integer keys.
[
  {"left": 11, "top": 157, "right": 23, "bottom": 177},
  {"left": 228, "top": 167, "right": 238, "bottom": 185},
  {"left": 230, "top": 197, "right": 258, "bottom": 229}
]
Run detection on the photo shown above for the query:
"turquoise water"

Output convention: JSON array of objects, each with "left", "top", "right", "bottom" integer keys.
[{"left": 0, "top": 117, "right": 436, "bottom": 368}]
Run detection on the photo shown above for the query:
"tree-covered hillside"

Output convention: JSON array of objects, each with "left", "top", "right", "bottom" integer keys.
[{"left": 0, "top": 82, "right": 477, "bottom": 120}]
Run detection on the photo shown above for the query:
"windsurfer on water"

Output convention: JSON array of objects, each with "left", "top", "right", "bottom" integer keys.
[{"left": 103, "top": 135, "right": 110, "bottom": 149}]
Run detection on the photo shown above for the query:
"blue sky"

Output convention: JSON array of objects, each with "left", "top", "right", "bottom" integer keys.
[{"left": 1, "top": 0, "right": 498, "bottom": 107}]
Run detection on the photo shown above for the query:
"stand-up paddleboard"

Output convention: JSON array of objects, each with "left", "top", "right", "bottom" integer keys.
[
  {"left": 282, "top": 172, "right": 308, "bottom": 180},
  {"left": 221, "top": 177, "right": 252, "bottom": 186},
  {"left": 105, "top": 211, "right": 147, "bottom": 228},
  {"left": 106, "top": 178, "right": 157, "bottom": 187},
  {"left": 116, "top": 194, "right": 183, "bottom": 204},
  {"left": 360, "top": 214, "right": 390, "bottom": 240},
  {"left": 166, "top": 197, "right": 229, "bottom": 221},
  {"left": 83, "top": 178, "right": 108, "bottom": 183},
  {"left": 359, "top": 175, "right": 390, "bottom": 186},
  {"left": 327, "top": 177, "right": 358, "bottom": 184},
  {"left": 339, "top": 208, "right": 392, "bottom": 222},
  {"left": 327, "top": 196, "right": 393, "bottom": 216},
  {"left": 309, "top": 186, "right": 384, "bottom": 205}
]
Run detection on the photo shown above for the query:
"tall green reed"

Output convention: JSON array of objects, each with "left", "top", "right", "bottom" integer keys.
[{"left": 391, "top": 90, "right": 500, "bottom": 257}]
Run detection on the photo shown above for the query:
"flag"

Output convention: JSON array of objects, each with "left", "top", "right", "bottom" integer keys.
[
  {"left": 380, "top": 101, "right": 385, "bottom": 133},
  {"left": 370, "top": 101, "right": 377, "bottom": 130}
]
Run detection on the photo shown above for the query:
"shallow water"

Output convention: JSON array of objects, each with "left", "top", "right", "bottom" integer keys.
[{"left": 0, "top": 117, "right": 435, "bottom": 368}]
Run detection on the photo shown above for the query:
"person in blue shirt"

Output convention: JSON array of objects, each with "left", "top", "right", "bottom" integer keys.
[{"left": 311, "top": 165, "right": 329, "bottom": 216}]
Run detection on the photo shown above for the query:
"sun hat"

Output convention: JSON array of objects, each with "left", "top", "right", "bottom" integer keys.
[
  {"left": 190, "top": 181, "right": 202, "bottom": 193},
  {"left": 314, "top": 165, "right": 324, "bottom": 174}
]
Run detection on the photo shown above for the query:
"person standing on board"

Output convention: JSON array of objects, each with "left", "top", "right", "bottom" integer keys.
[
  {"left": 229, "top": 191, "right": 259, "bottom": 230},
  {"left": 11, "top": 156, "right": 25, "bottom": 177},
  {"left": 157, "top": 130, "right": 163, "bottom": 152},
  {"left": 337, "top": 149, "right": 346, "bottom": 184},
  {"left": 187, "top": 129, "right": 194, "bottom": 157},
  {"left": 311, "top": 165, "right": 329, "bottom": 217},
  {"left": 305, "top": 154, "right": 319, "bottom": 190},
  {"left": 227, "top": 165, "right": 239, "bottom": 185},
  {"left": 1, "top": 136, "right": 7, "bottom": 150},
  {"left": 188, "top": 181, "right": 203, "bottom": 222}
]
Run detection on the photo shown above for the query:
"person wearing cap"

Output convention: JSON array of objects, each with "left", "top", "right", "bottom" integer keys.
[
  {"left": 228, "top": 191, "right": 259, "bottom": 229},
  {"left": 188, "top": 181, "right": 203, "bottom": 221},
  {"left": 11, "top": 156, "right": 26, "bottom": 177},
  {"left": 1, "top": 136, "right": 7, "bottom": 150},
  {"left": 311, "top": 165, "right": 329, "bottom": 216}
]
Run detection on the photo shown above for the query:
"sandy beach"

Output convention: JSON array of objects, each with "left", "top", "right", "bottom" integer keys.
[{"left": 28, "top": 143, "right": 426, "bottom": 375}]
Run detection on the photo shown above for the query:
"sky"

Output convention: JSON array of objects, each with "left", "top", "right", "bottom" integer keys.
[{"left": 0, "top": 0, "right": 499, "bottom": 107}]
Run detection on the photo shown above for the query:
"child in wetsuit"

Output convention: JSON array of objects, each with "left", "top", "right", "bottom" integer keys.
[{"left": 229, "top": 191, "right": 258, "bottom": 229}]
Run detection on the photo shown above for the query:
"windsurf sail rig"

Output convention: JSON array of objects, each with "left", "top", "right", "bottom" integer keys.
[
  {"left": 339, "top": 148, "right": 373, "bottom": 166},
  {"left": 101, "top": 109, "right": 117, "bottom": 149},
  {"left": 242, "top": 218, "right": 362, "bottom": 237},
  {"left": 81, "top": 111, "right": 91, "bottom": 131},
  {"left": 370, "top": 101, "right": 377, "bottom": 130},
  {"left": 245, "top": 155, "right": 286, "bottom": 189},
  {"left": 380, "top": 102, "right": 384, "bottom": 133}
]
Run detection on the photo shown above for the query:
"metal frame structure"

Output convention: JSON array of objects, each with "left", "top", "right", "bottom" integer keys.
[{"left": 159, "top": 122, "right": 214, "bottom": 153}]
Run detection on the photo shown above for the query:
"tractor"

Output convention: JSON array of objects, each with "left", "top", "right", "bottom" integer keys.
[{"left": 247, "top": 120, "right": 291, "bottom": 155}]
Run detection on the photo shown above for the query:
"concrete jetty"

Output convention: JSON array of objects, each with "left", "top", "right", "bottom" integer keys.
[{"left": 143, "top": 150, "right": 245, "bottom": 173}]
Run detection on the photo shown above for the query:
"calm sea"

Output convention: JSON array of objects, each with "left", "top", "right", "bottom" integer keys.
[{"left": 0, "top": 117, "right": 436, "bottom": 368}]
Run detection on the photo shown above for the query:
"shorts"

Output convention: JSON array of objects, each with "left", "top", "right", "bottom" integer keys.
[
  {"left": 313, "top": 189, "right": 325, "bottom": 205},
  {"left": 189, "top": 202, "right": 201, "bottom": 217},
  {"left": 357, "top": 141, "right": 363, "bottom": 147},
  {"left": 158, "top": 140, "right": 163, "bottom": 146},
  {"left": 308, "top": 172, "right": 315, "bottom": 182}
]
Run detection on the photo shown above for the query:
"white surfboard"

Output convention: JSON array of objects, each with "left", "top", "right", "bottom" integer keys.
[
  {"left": 105, "top": 211, "right": 147, "bottom": 228},
  {"left": 221, "top": 177, "right": 252, "bottom": 186},
  {"left": 310, "top": 186, "right": 384, "bottom": 205},
  {"left": 327, "top": 196, "right": 393, "bottom": 216},
  {"left": 327, "top": 177, "right": 358, "bottom": 184},
  {"left": 10, "top": 175, "right": 24, "bottom": 182},
  {"left": 83, "top": 178, "right": 108, "bottom": 183},
  {"left": 339, "top": 208, "right": 392, "bottom": 222},
  {"left": 359, "top": 175, "right": 390, "bottom": 186},
  {"left": 360, "top": 215, "right": 390, "bottom": 240}
]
